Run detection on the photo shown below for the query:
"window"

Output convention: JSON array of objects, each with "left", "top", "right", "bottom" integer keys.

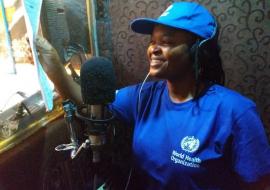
[{"left": 0, "top": 0, "right": 93, "bottom": 146}]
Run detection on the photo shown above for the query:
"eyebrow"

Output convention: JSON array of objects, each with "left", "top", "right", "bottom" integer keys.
[{"left": 152, "top": 32, "right": 175, "bottom": 39}]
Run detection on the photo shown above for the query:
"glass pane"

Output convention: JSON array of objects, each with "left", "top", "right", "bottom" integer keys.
[{"left": 0, "top": 0, "right": 41, "bottom": 113}]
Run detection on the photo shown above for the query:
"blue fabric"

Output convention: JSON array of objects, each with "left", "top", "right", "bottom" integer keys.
[
  {"left": 130, "top": 2, "right": 216, "bottom": 39},
  {"left": 108, "top": 80, "right": 270, "bottom": 190}
]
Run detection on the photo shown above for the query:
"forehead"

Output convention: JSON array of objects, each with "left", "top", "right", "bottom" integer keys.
[{"left": 151, "top": 24, "right": 196, "bottom": 41}]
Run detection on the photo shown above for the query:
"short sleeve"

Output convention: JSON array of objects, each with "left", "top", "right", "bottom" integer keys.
[
  {"left": 107, "top": 86, "right": 139, "bottom": 125},
  {"left": 232, "top": 106, "right": 270, "bottom": 182}
]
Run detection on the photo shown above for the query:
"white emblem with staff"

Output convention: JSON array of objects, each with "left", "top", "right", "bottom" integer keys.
[{"left": 181, "top": 136, "right": 200, "bottom": 153}]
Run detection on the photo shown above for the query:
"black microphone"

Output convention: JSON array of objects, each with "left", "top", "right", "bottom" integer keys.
[
  {"left": 78, "top": 56, "right": 116, "bottom": 163},
  {"left": 80, "top": 57, "right": 115, "bottom": 105}
]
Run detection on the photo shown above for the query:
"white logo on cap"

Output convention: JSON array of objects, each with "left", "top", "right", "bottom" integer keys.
[
  {"left": 160, "top": 5, "right": 173, "bottom": 17},
  {"left": 181, "top": 136, "right": 200, "bottom": 153}
]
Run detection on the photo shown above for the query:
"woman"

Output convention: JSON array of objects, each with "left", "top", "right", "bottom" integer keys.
[
  {"left": 108, "top": 2, "right": 270, "bottom": 189},
  {"left": 36, "top": 2, "right": 270, "bottom": 189}
]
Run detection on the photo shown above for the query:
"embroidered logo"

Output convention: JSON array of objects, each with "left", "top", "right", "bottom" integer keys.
[
  {"left": 160, "top": 5, "right": 173, "bottom": 17},
  {"left": 180, "top": 136, "right": 200, "bottom": 153}
]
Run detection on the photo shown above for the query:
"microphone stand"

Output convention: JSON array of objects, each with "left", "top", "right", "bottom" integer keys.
[
  {"left": 55, "top": 100, "right": 115, "bottom": 189},
  {"left": 88, "top": 105, "right": 104, "bottom": 190},
  {"left": 76, "top": 104, "right": 115, "bottom": 190},
  {"left": 87, "top": 105, "right": 105, "bottom": 163},
  {"left": 55, "top": 100, "right": 80, "bottom": 159}
]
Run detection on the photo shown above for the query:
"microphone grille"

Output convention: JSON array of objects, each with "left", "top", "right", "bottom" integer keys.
[{"left": 80, "top": 57, "right": 116, "bottom": 105}]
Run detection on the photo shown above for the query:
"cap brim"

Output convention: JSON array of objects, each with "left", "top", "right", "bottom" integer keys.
[
  {"left": 130, "top": 18, "right": 166, "bottom": 34},
  {"left": 130, "top": 18, "right": 196, "bottom": 36}
]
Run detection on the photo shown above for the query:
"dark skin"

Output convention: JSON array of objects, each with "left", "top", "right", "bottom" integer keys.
[
  {"left": 36, "top": 24, "right": 270, "bottom": 189},
  {"left": 147, "top": 24, "right": 198, "bottom": 103},
  {"left": 148, "top": 25, "right": 270, "bottom": 189},
  {"left": 35, "top": 36, "right": 82, "bottom": 104},
  {"left": 36, "top": 25, "right": 199, "bottom": 104}
]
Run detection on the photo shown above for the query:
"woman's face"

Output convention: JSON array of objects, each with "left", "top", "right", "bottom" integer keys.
[{"left": 147, "top": 25, "right": 196, "bottom": 80}]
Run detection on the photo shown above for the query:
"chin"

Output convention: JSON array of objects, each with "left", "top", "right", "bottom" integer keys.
[{"left": 149, "top": 69, "right": 166, "bottom": 79}]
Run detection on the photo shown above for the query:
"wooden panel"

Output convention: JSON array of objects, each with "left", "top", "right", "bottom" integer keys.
[{"left": 0, "top": 114, "right": 94, "bottom": 190}]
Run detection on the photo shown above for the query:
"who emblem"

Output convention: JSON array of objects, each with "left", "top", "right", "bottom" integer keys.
[{"left": 181, "top": 136, "right": 200, "bottom": 153}]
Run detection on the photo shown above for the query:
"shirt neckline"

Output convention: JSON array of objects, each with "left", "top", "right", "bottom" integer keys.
[
  {"left": 161, "top": 81, "right": 218, "bottom": 110},
  {"left": 164, "top": 83, "right": 195, "bottom": 110}
]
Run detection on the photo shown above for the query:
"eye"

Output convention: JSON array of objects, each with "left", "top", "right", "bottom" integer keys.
[
  {"left": 149, "top": 39, "right": 155, "bottom": 46},
  {"left": 161, "top": 39, "right": 174, "bottom": 45}
]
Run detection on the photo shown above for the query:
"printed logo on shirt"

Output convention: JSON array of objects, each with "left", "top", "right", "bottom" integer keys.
[
  {"left": 180, "top": 136, "right": 200, "bottom": 153},
  {"left": 170, "top": 136, "right": 201, "bottom": 168},
  {"left": 170, "top": 150, "right": 201, "bottom": 168}
]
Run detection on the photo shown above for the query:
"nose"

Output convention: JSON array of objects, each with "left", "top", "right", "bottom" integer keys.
[{"left": 150, "top": 44, "right": 162, "bottom": 55}]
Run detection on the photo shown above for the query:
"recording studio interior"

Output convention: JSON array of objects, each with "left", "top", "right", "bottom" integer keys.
[{"left": 0, "top": 0, "right": 269, "bottom": 190}]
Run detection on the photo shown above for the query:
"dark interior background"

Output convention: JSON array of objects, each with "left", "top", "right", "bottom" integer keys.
[
  {"left": 1, "top": 1, "right": 268, "bottom": 190},
  {"left": 95, "top": 0, "right": 270, "bottom": 134}
]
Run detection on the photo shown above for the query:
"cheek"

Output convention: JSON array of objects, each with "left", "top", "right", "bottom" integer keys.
[
  {"left": 147, "top": 46, "right": 152, "bottom": 60},
  {"left": 163, "top": 48, "right": 171, "bottom": 60},
  {"left": 166, "top": 45, "right": 191, "bottom": 66},
  {"left": 167, "top": 45, "right": 188, "bottom": 61}
]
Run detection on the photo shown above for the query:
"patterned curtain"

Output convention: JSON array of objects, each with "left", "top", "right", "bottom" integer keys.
[{"left": 97, "top": 0, "right": 270, "bottom": 131}]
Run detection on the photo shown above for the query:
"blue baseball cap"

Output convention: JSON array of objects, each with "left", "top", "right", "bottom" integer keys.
[{"left": 130, "top": 2, "right": 217, "bottom": 40}]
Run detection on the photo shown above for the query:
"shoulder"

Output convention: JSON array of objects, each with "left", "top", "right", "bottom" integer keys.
[
  {"left": 110, "top": 80, "right": 166, "bottom": 124},
  {"left": 203, "top": 84, "right": 257, "bottom": 119},
  {"left": 210, "top": 85, "right": 254, "bottom": 103},
  {"left": 117, "top": 80, "right": 166, "bottom": 97}
]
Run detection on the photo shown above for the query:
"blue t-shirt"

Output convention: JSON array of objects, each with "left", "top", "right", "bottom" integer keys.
[{"left": 108, "top": 80, "right": 270, "bottom": 190}]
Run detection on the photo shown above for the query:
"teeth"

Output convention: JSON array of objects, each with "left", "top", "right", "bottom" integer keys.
[{"left": 150, "top": 60, "right": 163, "bottom": 66}]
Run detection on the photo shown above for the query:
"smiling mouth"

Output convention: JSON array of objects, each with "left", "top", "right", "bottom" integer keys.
[{"left": 150, "top": 59, "right": 165, "bottom": 67}]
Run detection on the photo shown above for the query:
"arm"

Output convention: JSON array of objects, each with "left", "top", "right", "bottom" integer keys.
[
  {"left": 240, "top": 175, "right": 270, "bottom": 190},
  {"left": 232, "top": 107, "right": 270, "bottom": 189},
  {"left": 35, "top": 36, "right": 83, "bottom": 105}
]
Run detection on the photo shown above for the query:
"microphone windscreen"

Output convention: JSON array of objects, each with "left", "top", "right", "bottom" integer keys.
[{"left": 80, "top": 57, "right": 116, "bottom": 105}]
